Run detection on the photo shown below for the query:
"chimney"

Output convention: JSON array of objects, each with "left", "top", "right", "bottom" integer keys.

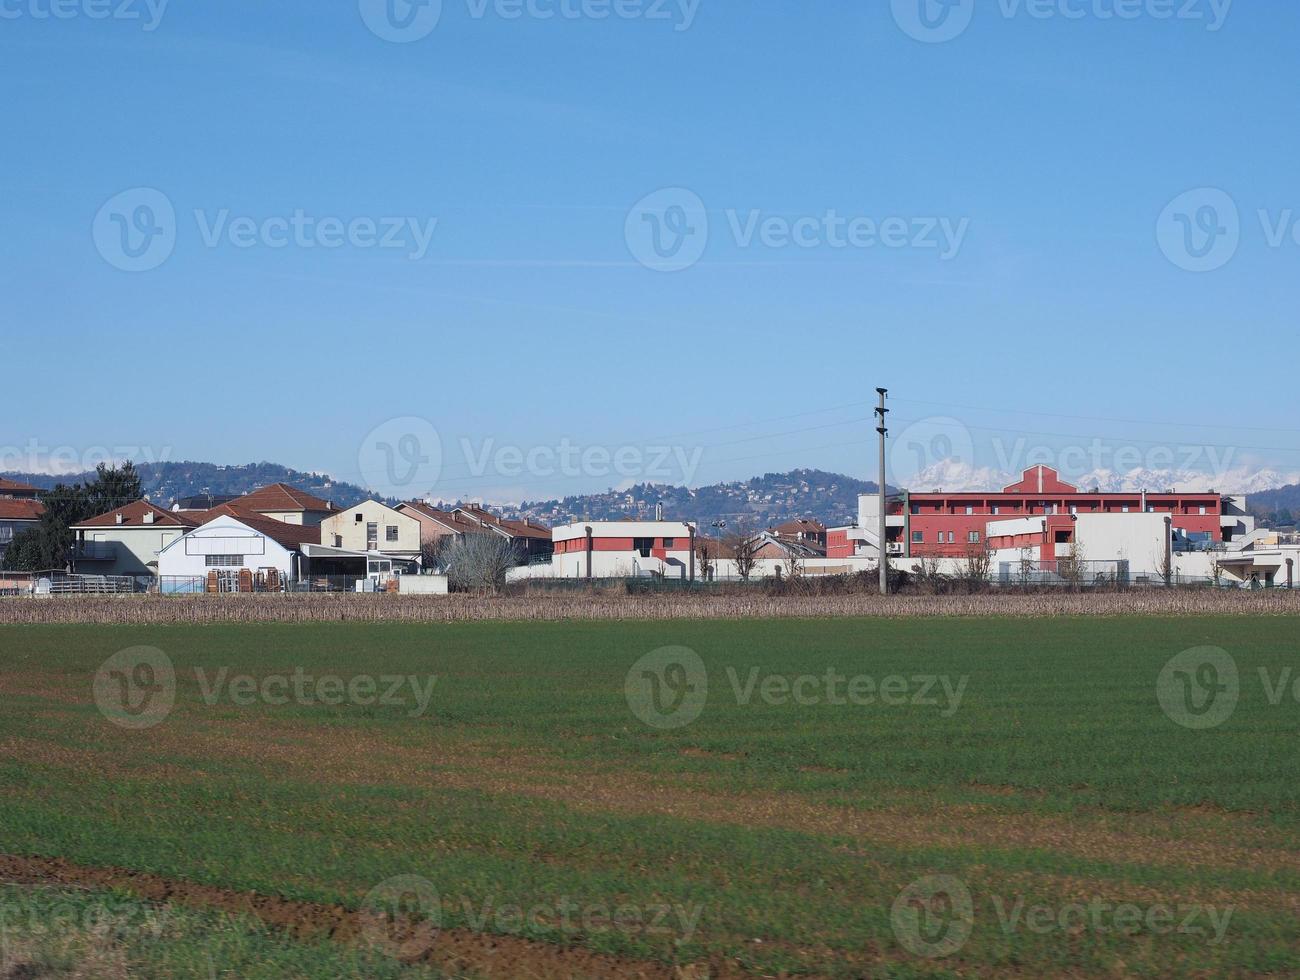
[
  {"left": 143, "top": 511, "right": 155, "bottom": 525},
  {"left": 655, "top": 502, "right": 664, "bottom": 521},
  {"left": 115, "top": 513, "right": 124, "bottom": 525}
]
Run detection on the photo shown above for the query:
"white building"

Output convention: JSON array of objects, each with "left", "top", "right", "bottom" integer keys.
[
  {"left": 551, "top": 521, "right": 698, "bottom": 579},
  {"left": 156, "top": 512, "right": 319, "bottom": 590}
]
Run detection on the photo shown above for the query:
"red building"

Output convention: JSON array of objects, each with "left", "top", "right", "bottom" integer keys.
[{"left": 828, "top": 465, "right": 1251, "bottom": 559}]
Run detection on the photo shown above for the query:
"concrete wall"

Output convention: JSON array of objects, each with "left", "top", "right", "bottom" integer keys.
[
  {"left": 79, "top": 527, "right": 186, "bottom": 577},
  {"left": 321, "top": 503, "right": 421, "bottom": 555}
]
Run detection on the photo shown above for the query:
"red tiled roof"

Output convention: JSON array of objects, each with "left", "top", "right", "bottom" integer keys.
[
  {"left": 774, "top": 518, "right": 826, "bottom": 535},
  {"left": 0, "top": 499, "right": 43, "bottom": 521},
  {"left": 237, "top": 483, "right": 336, "bottom": 514},
  {"left": 0, "top": 478, "right": 39, "bottom": 494},
  {"left": 74, "top": 500, "right": 199, "bottom": 530},
  {"left": 194, "top": 504, "right": 321, "bottom": 550},
  {"left": 453, "top": 505, "right": 550, "bottom": 539},
  {"left": 399, "top": 502, "right": 479, "bottom": 533}
]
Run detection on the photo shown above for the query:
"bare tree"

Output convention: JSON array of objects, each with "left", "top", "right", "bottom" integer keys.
[
  {"left": 725, "top": 519, "right": 762, "bottom": 583},
  {"left": 1057, "top": 541, "right": 1086, "bottom": 592},
  {"left": 695, "top": 537, "right": 715, "bottom": 582},
  {"left": 956, "top": 538, "right": 992, "bottom": 593},
  {"left": 780, "top": 542, "right": 805, "bottom": 581},
  {"left": 1152, "top": 544, "right": 1174, "bottom": 587},
  {"left": 1017, "top": 547, "right": 1035, "bottom": 588},
  {"left": 916, "top": 554, "right": 946, "bottom": 594},
  {"left": 441, "top": 532, "right": 519, "bottom": 594}
]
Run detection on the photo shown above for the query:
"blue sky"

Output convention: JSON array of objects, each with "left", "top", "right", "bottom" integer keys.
[{"left": 3, "top": 0, "right": 1298, "bottom": 502}]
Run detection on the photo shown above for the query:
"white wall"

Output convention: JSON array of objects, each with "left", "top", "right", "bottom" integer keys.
[
  {"left": 157, "top": 516, "right": 299, "bottom": 581},
  {"left": 79, "top": 526, "right": 186, "bottom": 577},
  {"left": 322, "top": 502, "right": 421, "bottom": 555}
]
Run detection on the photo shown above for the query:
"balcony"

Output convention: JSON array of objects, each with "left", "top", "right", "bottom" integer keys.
[{"left": 73, "top": 542, "right": 116, "bottom": 561}]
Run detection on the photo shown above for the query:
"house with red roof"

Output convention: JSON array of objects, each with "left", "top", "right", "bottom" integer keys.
[
  {"left": 0, "top": 498, "right": 44, "bottom": 566},
  {"left": 70, "top": 500, "right": 199, "bottom": 578},
  {"left": 234, "top": 483, "right": 338, "bottom": 526}
]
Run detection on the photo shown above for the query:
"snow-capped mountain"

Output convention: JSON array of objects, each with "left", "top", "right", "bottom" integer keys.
[{"left": 908, "top": 461, "right": 1300, "bottom": 495}]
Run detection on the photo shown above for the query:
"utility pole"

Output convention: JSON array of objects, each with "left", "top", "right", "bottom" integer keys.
[{"left": 876, "top": 387, "right": 889, "bottom": 596}]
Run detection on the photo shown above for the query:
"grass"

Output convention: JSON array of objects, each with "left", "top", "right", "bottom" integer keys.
[{"left": 0, "top": 617, "right": 1298, "bottom": 976}]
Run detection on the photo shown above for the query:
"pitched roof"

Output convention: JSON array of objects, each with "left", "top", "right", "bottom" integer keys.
[
  {"left": 193, "top": 505, "right": 321, "bottom": 551},
  {"left": 773, "top": 518, "right": 826, "bottom": 535},
  {"left": 453, "top": 505, "right": 550, "bottom": 539},
  {"left": 0, "top": 499, "right": 43, "bottom": 521},
  {"left": 237, "top": 483, "right": 336, "bottom": 514},
  {"left": 74, "top": 499, "right": 199, "bottom": 530},
  {"left": 399, "top": 502, "right": 479, "bottom": 533},
  {"left": 0, "top": 477, "right": 38, "bottom": 495}
]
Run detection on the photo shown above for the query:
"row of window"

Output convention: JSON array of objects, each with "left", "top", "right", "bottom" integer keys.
[
  {"left": 911, "top": 504, "right": 1211, "bottom": 516},
  {"left": 205, "top": 555, "right": 245, "bottom": 567},
  {"left": 912, "top": 531, "right": 981, "bottom": 544}
]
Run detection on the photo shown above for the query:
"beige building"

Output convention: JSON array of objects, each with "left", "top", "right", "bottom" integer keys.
[
  {"left": 71, "top": 500, "right": 199, "bottom": 578},
  {"left": 321, "top": 501, "right": 422, "bottom": 566}
]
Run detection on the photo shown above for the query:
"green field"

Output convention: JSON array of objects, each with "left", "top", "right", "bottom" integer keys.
[{"left": 1, "top": 617, "right": 1298, "bottom": 977}]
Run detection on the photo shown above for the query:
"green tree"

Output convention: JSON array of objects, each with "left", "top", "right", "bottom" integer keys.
[{"left": 0, "top": 463, "right": 143, "bottom": 571}]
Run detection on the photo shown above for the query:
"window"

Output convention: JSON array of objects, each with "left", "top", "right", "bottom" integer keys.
[
  {"left": 386, "top": 526, "right": 399, "bottom": 542},
  {"left": 662, "top": 538, "right": 675, "bottom": 548},
  {"left": 910, "top": 504, "right": 920, "bottom": 515},
  {"left": 991, "top": 505, "right": 1000, "bottom": 515},
  {"left": 632, "top": 537, "right": 654, "bottom": 557},
  {"left": 948, "top": 531, "right": 956, "bottom": 543},
  {"left": 965, "top": 506, "right": 974, "bottom": 515},
  {"left": 912, "top": 531, "right": 923, "bottom": 543},
  {"left": 968, "top": 531, "right": 980, "bottom": 543},
  {"left": 334, "top": 535, "right": 343, "bottom": 548},
  {"left": 1122, "top": 506, "right": 1130, "bottom": 513},
  {"left": 367, "top": 523, "right": 378, "bottom": 548},
  {"left": 1199, "top": 505, "right": 1207, "bottom": 515},
  {"left": 355, "top": 513, "right": 364, "bottom": 523},
  {"left": 205, "top": 555, "right": 244, "bottom": 567}
]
